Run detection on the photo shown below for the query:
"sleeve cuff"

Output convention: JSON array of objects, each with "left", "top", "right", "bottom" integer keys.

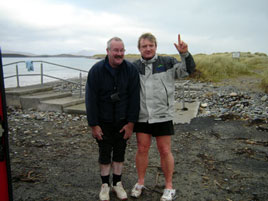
[{"left": 180, "top": 52, "right": 189, "bottom": 58}]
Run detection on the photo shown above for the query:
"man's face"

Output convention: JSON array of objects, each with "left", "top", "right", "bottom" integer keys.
[
  {"left": 139, "top": 38, "right": 157, "bottom": 60},
  {"left": 107, "top": 40, "right": 125, "bottom": 68}
]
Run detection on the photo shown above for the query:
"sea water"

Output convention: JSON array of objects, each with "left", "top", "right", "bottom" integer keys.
[{"left": 2, "top": 57, "right": 100, "bottom": 88}]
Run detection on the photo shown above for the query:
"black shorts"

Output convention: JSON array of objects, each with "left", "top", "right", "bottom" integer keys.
[
  {"left": 96, "top": 121, "right": 128, "bottom": 164},
  {"left": 134, "top": 120, "right": 174, "bottom": 137}
]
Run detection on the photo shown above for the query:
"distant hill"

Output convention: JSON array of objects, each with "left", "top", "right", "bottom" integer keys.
[
  {"left": 2, "top": 53, "right": 92, "bottom": 58},
  {"left": 1, "top": 50, "right": 36, "bottom": 57},
  {"left": 1, "top": 50, "right": 96, "bottom": 58},
  {"left": 2, "top": 53, "right": 32, "bottom": 57},
  {"left": 33, "top": 54, "right": 92, "bottom": 58}
]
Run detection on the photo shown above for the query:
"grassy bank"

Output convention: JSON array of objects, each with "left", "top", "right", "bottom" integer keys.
[
  {"left": 260, "top": 69, "right": 268, "bottom": 93},
  {"left": 93, "top": 52, "right": 268, "bottom": 93},
  {"left": 192, "top": 52, "right": 268, "bottom": 93}
]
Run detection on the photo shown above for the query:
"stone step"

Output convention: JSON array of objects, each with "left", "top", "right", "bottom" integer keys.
[
  {"left": 5, "top": 85, "right": 54, "bottom": 106},
  {"left": 38, "top": 96, "right": 85, "bottom": 112},
  {"left": 63, "top": 103, "right": 86, "bottom": 114},
  {"left": 20, "top": 92, "right": 73, "bottom": 110},
  {"left": 5, "top": 84, "right": 86, "bottom": 114},
  {"left": 5, "top": 84, "right": 53, "bottom": 95}
]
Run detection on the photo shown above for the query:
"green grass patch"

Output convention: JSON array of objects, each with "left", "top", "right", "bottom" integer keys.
[
  {"left": 92, "top": 54, "right": 140, "bottom": 61},
  {"left": 193, "top": 52, "right": 268, "bottom": 83}
]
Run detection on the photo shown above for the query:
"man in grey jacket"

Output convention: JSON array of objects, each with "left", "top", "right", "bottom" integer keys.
[{"left": 131, "top": 33, "right": 195, "bottom": 201}]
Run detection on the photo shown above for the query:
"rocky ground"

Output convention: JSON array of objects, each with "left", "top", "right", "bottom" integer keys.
[{"left": 7, "top": 78, "right": 268, "bottom": 201}]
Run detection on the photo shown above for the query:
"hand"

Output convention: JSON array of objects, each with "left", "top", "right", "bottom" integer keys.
[
  {"left": 120, "top": 122, "right": 134, "bottom": 140},
  {"left": 91, "top": 125, "right": 103, "bottom": 140},
  {"left": 174, "top": 34, "right": 188, "bottom": 54}
]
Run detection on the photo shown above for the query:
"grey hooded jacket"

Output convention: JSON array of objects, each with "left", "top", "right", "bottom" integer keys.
[{"left": 133, "top": 52, "right": 195, "bottom": 123}]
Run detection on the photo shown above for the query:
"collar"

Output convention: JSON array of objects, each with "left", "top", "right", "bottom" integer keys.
[
  {"left": 140, "top": 54, "right": 158, "bottom": 65},
  {"left": 104, "top": 55, "right": 124, "bottom": 76}
]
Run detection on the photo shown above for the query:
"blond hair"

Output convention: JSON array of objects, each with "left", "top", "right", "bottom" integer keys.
[{"left": 138, "top": 33, "right": 157, "bottom": 49}]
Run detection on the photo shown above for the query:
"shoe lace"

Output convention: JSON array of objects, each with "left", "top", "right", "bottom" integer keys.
[
  {"left": 163, "top": 189, "right": 173, "bottom": 197},
  {"left": 117, "top": 185, "right": 124, "bottom": 191},
  {"left": 100, "top": 187, "right": 109, "bottom": 196},
  {"left": 114, "top": 183, "right": 126, "bottom": 193},
  {"left": 135, "top": 184, "right": 144, "bottom": 190}
]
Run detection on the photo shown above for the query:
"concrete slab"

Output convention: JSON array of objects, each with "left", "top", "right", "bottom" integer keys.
[
  {"left": 174, "top": 101, "right": 200, "bottom": 124},
  {"left": 63, "top": 103, "right": 86, "bottom": 114},
  {"left": 20, "top": 92, "right": 72, "bottom": 109},
  {"left": 63, "top": 102, "right": 200, "bottom": 125},
  {"left": 5, "top": 85, "right": 53, "bottom": 106},
  {"left": 5, "top": 85, "right": 53, "bottom": 95},
  {"left": 38, "top": 97, "right": 85, "bottom": 112}
]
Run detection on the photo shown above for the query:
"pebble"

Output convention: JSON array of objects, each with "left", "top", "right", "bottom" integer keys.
[
  {"left": 261, "top": 95, "right": 267, "bottom": 102},
  {"left": 175, "top": 80, "right": 268, "bottom": 123},
  {"left": 200, "top": 103, "right": 208, "bottom": 108}
]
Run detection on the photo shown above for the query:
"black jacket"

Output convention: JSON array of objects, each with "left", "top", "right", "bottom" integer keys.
[{"left": 85, "top": 56, "right": 140, "bottom": 126}]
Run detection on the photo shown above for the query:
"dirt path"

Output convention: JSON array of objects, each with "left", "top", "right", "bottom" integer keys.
[{"left": 8, "top": 109, "right": 268, "bottom": 201}]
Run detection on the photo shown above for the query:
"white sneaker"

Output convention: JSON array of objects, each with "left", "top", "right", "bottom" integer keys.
[
  {"left": 112, "top": 181, "right": 127, "bottom": 200},
  {"left": 130, "top": 183, "right": 145, "bottom": 198},
  {"left": 160, "top": 189, "right": 176, "bottom": 201},
  {"left": 99, "top": 183, "right": 110, "bottom": 201}
]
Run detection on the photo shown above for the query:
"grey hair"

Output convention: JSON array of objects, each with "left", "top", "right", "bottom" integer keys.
[{"left": 107, "top": 37, "right": 124, "bottom": 50}]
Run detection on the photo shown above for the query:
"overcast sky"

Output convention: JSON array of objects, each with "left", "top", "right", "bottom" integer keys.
[{"left": 1, "top": 0, "right": 267, "bottom": 56}]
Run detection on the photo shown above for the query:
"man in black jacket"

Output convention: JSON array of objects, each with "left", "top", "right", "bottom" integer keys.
[{"left": 85, "top": 37, "right": 140, "bottom": 201}]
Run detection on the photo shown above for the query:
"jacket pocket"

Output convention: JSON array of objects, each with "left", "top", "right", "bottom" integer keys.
[{"left": 152, "top": 76, "right": 169, "bottom": 118}]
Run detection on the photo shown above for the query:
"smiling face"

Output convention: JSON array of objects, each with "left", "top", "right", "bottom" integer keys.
[
  {"left": 138, "top": 38, "right": 157, "bottom": 60},
  {"left": 106, "top": 39, "right": 125, "bottom": 68}
]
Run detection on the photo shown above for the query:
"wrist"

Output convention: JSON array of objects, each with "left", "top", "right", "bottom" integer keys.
[
  {"left": 180, "top": 51, "right": 189, "bottom": 57},
  {"left": 127, "top": 122, "right": 134, "bottom": 129}
]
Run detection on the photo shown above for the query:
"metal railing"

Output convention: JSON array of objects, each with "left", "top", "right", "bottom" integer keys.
[
  {"left": 3, "top": 60, "right": 88, "bottom": 98},
  {"left": 181, "top": 80, "right": 190, "bottom": 110}
]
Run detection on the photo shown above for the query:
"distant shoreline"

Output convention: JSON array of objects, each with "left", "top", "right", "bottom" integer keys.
[{"left": 2, "top": 53, "right": 93, "bottom": 58}]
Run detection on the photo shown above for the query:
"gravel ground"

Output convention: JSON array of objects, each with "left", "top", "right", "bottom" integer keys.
[{"left": 7, "top": 79, "right": 268, "bottom": 201}]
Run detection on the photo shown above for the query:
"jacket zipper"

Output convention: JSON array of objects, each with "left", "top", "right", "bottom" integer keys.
[{"left": 161, "top": 79, "right": 169, "bottom": 106}]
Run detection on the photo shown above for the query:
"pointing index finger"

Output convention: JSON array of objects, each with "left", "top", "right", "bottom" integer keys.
[{"left": 178, "top": 34, "right": 182, "bottom": 45}]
